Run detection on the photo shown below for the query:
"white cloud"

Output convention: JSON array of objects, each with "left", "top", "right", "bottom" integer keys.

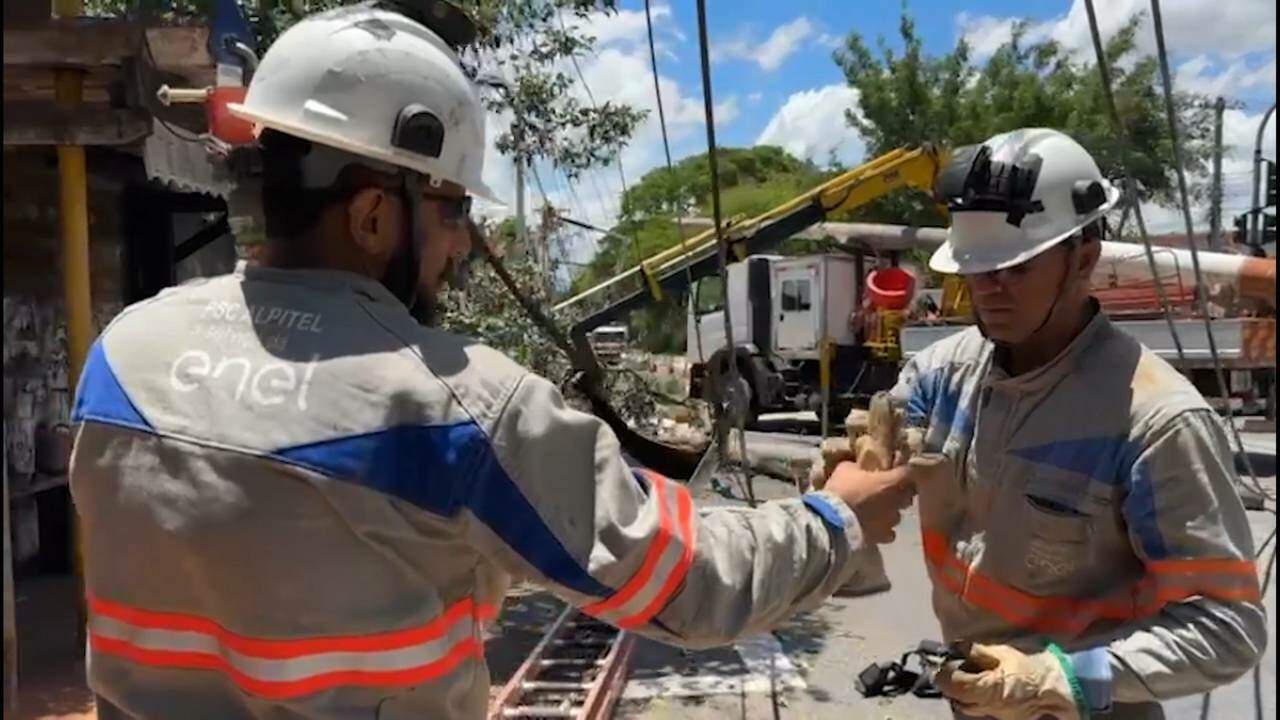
[
  {"left": 567, "top": 4, "right": 680, "bottom": 50},
  {"left": 755, "top": 84, "right": 866, "bottom": 168},
  {"left": 1175, "top": 55, "right": 1277, "bottom": 97},
  {"left": 817, "top": 32, "right": 843, "bottom": 50},
  {"left": 714, "top": 16, "right": 815, "bottom": 72},
  {"left": 748, "top": 92, "right": 764, "bottom": 104},
  {"left": 477, "top": 6, "right": 743, "bottom": 263},
  {"left": 957, "top": 0, "right": 1275, "bottom": 63},
  {"left": 714, "top": 96, "right": 741, "bottom": 126},
  {"left": 1137, "top": 106, "right": 1277, "bottom": 234},
  {"left": 955, "top": 12, "right": 1024, "bottom": 59}
]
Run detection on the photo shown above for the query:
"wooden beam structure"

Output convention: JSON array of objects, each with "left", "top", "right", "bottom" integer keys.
[
  {"left": 4, "top": 102, "right": 151, "bottom": 147},
  {"left": 3, "top": 21, "right": 212, "bottom": 74},
  {"left": 3, "top": 20, "right": 215, "bottom": 148}
]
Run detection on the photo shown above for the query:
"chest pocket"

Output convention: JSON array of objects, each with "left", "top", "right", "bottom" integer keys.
[
  {"left": 1018, "top": 501, "right": 1091, "bottom": 594},
  {"left": 1018, "top": 470, "right": 1097, "bottom": 589},
  {"left": 975, "top": 466, "right": 1096, "bottom": 593}
]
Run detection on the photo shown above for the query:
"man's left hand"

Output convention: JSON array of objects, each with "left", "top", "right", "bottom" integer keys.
[{"left": 936, "top": 643, "right": 1086, "bottom": 720}]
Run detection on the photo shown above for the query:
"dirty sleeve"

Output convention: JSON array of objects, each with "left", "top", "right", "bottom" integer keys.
[
  {"left": 466, "top": 371, "right": 869, "bottom": 648},
  {"left": 1094, "top": 409, "right": 1268, "bottom": 704}
]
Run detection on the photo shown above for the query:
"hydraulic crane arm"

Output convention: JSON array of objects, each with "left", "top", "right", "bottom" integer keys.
[
  {"left": 528, "top": 145, "right": 947, "bottom": 479},
  {"left": 552, "top": 145, "right": 949, "bottom": 337}
]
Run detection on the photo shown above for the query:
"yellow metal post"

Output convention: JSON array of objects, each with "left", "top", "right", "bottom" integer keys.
[{"left": 54, "top": 0, "right": 92, "bottom": 648}]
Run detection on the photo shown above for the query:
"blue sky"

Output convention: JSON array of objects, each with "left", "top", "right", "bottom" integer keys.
[{"left": 477, "top": 0, "right": 1276, "bottom": 259}]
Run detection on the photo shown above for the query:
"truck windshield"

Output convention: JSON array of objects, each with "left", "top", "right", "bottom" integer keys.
[{"left": 694, "top": 277, "right": 724, "bottom": 314}]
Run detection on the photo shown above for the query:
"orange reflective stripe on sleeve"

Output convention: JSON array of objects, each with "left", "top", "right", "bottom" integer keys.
[
  {"left": 922, "top": 528, "right": 1260, "bottom": 638},
  {"left": 581, "top": 469, "right": 696, "bottom": 630},
  {"left": 1146, "top": 557, "right": 1258, "bottom": 578},
  {"left": 88, "top": 595, "right": 491, "bottom": 699}
]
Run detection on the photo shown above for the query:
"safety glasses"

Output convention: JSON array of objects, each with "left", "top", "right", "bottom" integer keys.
[
  {"left": 963, "top": 242, "right": 1068, "bottom": 286},
  {"left": 423, "top": 192, "right": 473, "bottom": 228}
]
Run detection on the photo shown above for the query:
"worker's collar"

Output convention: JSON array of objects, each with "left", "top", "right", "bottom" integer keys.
[
  {"left": 235, "top": 260, "right": 405, "bottom": 308},
  {"left": 985, "top": 299, "right": 1110, "bottom": 393}
]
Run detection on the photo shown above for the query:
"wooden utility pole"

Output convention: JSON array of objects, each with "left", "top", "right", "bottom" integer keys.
[{"left": 1209, "top": 97, "right": 1225, "bottom": 249}]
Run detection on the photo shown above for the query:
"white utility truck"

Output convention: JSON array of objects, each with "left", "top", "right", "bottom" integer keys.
[{"left": 685, "top": 253, "right": 909, "bottom": 425}]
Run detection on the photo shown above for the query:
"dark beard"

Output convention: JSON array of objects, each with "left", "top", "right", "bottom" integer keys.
[
  {"left": 407, "top": 255, "right": 465, "bottom": 327},
  {"left": 409, "top": 292, "right": 438, "bottom": 326}
]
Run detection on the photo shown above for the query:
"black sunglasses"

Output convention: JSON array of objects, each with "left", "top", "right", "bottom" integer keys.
[{"left": 422, "top": 192, "right": 473, "bottom": 227}]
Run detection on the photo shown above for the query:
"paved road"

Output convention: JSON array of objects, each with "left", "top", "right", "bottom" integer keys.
[{"left": 615, "top": 416, "right": 1278, "bottom": 720}]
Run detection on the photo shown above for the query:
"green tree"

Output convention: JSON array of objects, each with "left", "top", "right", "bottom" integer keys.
[
  {"left": 833, "top": 11, "right": 1216, "bottom": 229},
  {"left": 563, "top": 146, "right": 834, "bottom": 354},
  {"left": 576, "top": 146, "right": 828, "bottom": 292}
]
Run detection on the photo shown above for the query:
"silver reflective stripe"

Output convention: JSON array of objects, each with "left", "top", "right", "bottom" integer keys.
[
  {"left": 587, "top": 475, "right": 694, "bottom": 628},
  {"left": 89, "top": 612, "right": 478, "bottom": 684}
]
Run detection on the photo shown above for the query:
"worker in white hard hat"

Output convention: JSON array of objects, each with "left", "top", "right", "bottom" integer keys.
[
  {"left": 892, "top": 128, "right": 1266, "bottom": 719},
  {"left": 68, "top": 3, "right": 915, "bottom": 718}
]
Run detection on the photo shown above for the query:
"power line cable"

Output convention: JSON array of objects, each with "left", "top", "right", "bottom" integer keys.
[
  {"left": 1083, "top": 0, "right": 1188, "bottom": 366},
  {"left": 644, "top": 0, "right": 705, "bottom": 367},
  {"left": 1149, "top": 0, "right": 1271, "bottom": 504},
  {"left": 556, "top": 8, "right": 632, "bottom": 219},
  {"left": 694, "top": 0, "right": 754, "bottom": 507}
]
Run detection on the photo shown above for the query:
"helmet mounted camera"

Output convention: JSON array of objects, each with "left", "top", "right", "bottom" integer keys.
[
  {"left": 936, "top": 143, "right": 1045, "bottom": 227},
  {"left": 376, "top": 0, "right": 477, "bottom": 49}
]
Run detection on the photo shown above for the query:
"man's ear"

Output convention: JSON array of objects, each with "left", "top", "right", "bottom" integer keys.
[
  {"left": 1076, "top": 238, "right": 1102, "bottom": 280},
  {"left": 347, "top": 187, "right": 395, "bottom": 257}
]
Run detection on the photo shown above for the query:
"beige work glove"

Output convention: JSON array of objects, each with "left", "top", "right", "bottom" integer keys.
[
  {"left": 936, "top": 643, "right": 1087, "bottom": 720},
  {"left": 808, "top": 393, "right": 918, "bottom": 596}
]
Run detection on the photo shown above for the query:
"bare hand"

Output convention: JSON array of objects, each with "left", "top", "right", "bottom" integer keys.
[{"left": 824, "top": 462, "right": 915, "bottom": 544}]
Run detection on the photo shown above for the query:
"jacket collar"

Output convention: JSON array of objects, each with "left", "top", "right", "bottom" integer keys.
[
  {"left": 984, "top": 299, "right": 1110, "bottom": 394},
  {"left": 235, "top": 260, "right": 405, "bottom": 309}
]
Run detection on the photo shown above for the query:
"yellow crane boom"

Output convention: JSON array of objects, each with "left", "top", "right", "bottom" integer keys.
[{"left": 552, "top": 144, "right": 949, "bottom": 333}]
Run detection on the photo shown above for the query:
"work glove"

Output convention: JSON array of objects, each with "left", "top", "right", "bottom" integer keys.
[
  {"left": 807, "top": 392, "right": 919, "bottom": 596},
  {"left": 936, "top": 643, "right": 1088, "bottom": 720}
]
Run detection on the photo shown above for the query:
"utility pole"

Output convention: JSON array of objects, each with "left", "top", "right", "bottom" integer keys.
[
  {"left": 1250, "top": 102, "right": 1276, "bottom": 246},
  {"left": 1208, "top": 96, "right": 1225, "bottom": 249}
]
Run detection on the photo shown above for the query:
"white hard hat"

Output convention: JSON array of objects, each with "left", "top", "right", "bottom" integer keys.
[
  {"left": 228, "top": 1, "right": 500, "bottom": 203},
  {"left": 930, "top": 128, "right": 1120, "bottom": 275}
]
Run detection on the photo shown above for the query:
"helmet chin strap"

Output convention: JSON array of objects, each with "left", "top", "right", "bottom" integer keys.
[
  {"left": 380, "top": 172, "right": 435, "bottom": 324},
  {"left": 977, "top": 241, "right": 1079, "bottom": 352}
]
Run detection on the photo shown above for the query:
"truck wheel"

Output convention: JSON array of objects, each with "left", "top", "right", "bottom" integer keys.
[{"left": 825, "top": 399, "right": 854, "bottom": 429}]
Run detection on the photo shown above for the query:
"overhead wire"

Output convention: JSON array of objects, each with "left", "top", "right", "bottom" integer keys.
[
  {"left": 529, "top": 162, "right": 556, "bottom": 289},
  {"left": 1081, "top": 0, "right": 1187, "bottom": 362},
  {"left": 558, "top": 170, "right": 596, "bottom": 281},
  {"left": 548, "top": 169, "right": 585, "bottom": 284},
  {"left": 556, "top": 9, "right": 633, "bottom": 210},
  {"left": 694, "top": 0, "right": 755, "bottom": 507},
  {"left": 1084, "top": 0, "right": 1275, "bottom": 511},
  {"left": 1087, "top": 5, "right": 1277, "bottom": 715},
  {"left": 1148, "top": 0, "right": 1272, "bottom": 505},
  {"left": 555, "top": 8, "right": 642, "bottom": 282},
  {"left": 643, "top": 0, "right": 706, "bottom": 368}
]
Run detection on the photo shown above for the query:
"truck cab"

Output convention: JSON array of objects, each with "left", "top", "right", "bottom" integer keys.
[
  {"left": 687, "top": 253, "right": 905, "bottom": 424},
  {"left": 588, "top": 325, "right": 630, "bottom": 366}
]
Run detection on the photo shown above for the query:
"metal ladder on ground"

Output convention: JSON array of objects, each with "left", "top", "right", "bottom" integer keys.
[{"left": 489, "top": 604, "right": 635, "bottom": 719}]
